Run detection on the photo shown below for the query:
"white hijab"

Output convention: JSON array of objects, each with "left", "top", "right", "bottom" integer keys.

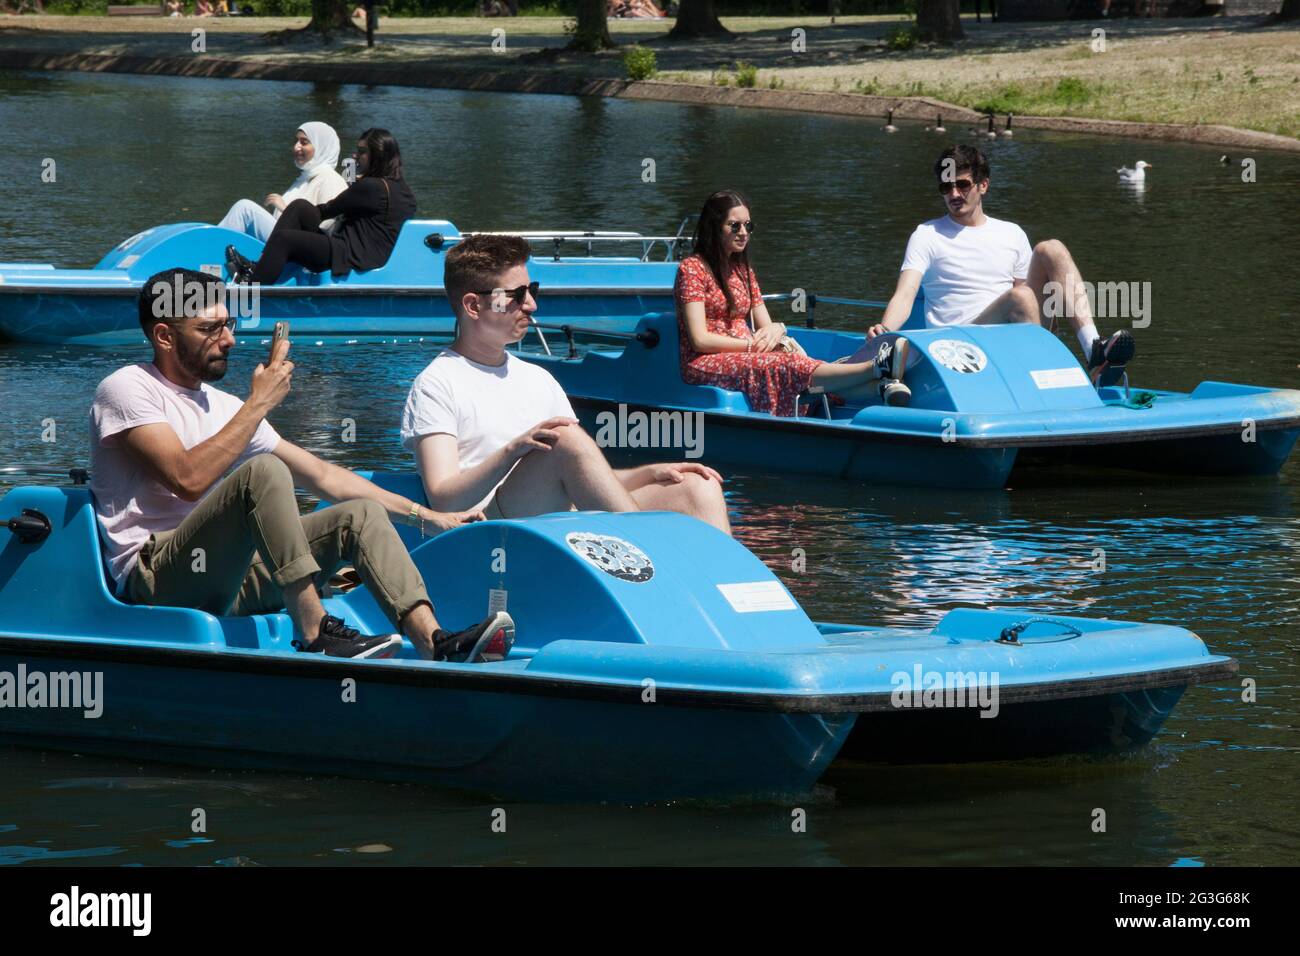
[{"left": 280, "top": 122, "right": 345, "bottom": 210}]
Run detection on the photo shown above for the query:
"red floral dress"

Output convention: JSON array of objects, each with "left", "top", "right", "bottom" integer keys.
[{"left": 674, "top": 255, "right": 822, "bottom": 417}]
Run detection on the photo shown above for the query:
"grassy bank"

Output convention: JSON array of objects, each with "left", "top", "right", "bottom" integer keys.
[{"left": 1, "top": 15, "right": 1296, "bottom": 139}]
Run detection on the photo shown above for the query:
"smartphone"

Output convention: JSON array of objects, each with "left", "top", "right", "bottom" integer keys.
[{"left": 268, "top": 321, "right": 290, "bottom": 364}]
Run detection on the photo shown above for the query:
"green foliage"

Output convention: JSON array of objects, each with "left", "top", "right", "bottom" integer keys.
[
  {"left": 255, "top": 0, "right": 313, "bottom": 14},
  {"left": 884, "top": 25, "right": 917, "bottom": 52},
  {"left": 974, "top": 77, "right": 1099, "bottom": 115},
  {"left": 711, "top": 69, "right": 730, "bottom": 87},
  {"left": 623, "top": 45, "right": 657, "bottom": 82},
  {"left": 734, "top": 61, "right": 758, "bottom": 89},
  {"left": 1053, "top": 77, "right": 1092, "bottom": 104},
  {"left": 852, "top": 76, "right": 880, "bottom": 95},
  {"left": 768, "top": 75, "right": 785, "bottom": 90}
]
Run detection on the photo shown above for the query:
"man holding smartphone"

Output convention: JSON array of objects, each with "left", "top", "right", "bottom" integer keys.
[{"left": 88, "top": 267, "right": 512, "bottom": 662}]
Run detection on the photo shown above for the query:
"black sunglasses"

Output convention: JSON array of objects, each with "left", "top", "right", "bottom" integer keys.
[
  {"left": 939, "top": 179, "right": 977, "bottom": 195},
  {"left": 474, "top": 281, "right": 540, "bottom": 308},
  {"left": 725, "top": 220, "right": 755, "bottom": 235}
]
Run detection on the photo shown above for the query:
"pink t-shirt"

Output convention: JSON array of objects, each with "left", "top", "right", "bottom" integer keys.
[{"left": 89, "top": 363, "right": 281, "bottom": 588}]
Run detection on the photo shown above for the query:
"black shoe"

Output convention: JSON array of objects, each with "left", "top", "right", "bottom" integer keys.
[
  {"left": 224, "top": 244, "right": 255, "bottom": 284},
  {"left": 875, "top": 336, "right": 910, "bottom": 379},
  {"left": 875, "top": 337, "right": 912, "bottom": 406},
  {"left": 1088, "top": 330, "right": 1136, "bottom": 388},
  {"left": 293, "top": 614, "right": 402, "bottom": 659},
  {"left": 432, "top": 611, "right": 516, "bottom": 664}
]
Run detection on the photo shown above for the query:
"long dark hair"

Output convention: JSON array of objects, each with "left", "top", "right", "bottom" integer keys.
[
  {"left": 358, "top": 127, "right": 404, "bottom": 180},
  {"left": 691, "top": 189, "right": 753, "bottom": 315}
]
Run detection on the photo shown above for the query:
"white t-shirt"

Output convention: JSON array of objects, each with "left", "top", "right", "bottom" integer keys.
[
  {"left": 89, "top": 363, "right": 281, "bottom": 588},
  {"left": 400, "top": 349, "right": 576, "bottom": 511},
  {"left": 900, "top": 215, "right": 1033, "bottom": 327}
]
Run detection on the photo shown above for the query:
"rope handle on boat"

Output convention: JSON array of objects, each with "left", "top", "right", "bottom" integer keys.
[{"left": 997, "top": 616, "right": 1084, "bottom": 646}]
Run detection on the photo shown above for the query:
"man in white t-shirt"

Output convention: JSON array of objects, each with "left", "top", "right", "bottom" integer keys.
[
  {"left": 401, "top": 234, "right": 730, "bottom": 533},
  {"left": 867, "top": 145, "right": 1136, "bottom": 387},
  {"left": 89, "top": 267, "right": 514, "bottom": 663}
]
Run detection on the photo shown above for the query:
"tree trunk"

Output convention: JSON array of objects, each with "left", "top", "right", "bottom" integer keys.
[
  {"left": 669, "top": 0, "right": 732, "bottom": 39},
  {"left": 307, "top": 0, "right": 361, "bottom": 37},
  {"left": 570, "top": 0, "right": 616, "bottom": 51},
  {"left": 916, "top": 0, "right": 964, "bottom": 44},
  {"left": 1275, "top": 0, "right": 1299, "bottom": 20}
]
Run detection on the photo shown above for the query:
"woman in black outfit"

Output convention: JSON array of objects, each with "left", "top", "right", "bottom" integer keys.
[{"left": 226, "top": 128, "right": 417, "bottom": 285}]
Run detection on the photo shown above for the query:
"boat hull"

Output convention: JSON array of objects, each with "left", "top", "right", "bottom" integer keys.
[
  {"left": 0, "top": 482, "right": 1236, "bottom": 801},
  {"left": 0, "top": 641, "right": 852, "bottom": 802}
]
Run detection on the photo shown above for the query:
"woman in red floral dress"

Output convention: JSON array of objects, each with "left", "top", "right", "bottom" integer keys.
[{"left": 675, "top": 190, "right": 910, "bottom": 417}]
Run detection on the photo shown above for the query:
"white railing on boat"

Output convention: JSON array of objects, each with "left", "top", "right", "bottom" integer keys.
[{"left": 464, "top": 231, "right": 688, "bottom": 263}]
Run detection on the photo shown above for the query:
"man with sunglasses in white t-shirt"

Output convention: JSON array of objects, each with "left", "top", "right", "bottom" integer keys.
[
  {"left": 401, "top": 234, "right": 730, "bottom": 533},
  {"left": 866, "top": 145, "right": 1135, "bottom": 387}
]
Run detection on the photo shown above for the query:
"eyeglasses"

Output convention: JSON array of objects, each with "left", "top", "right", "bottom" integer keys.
[
  {"left": 474, "top": 281, "right": 540, "bottom": 309},
  {"left": 169, "top": 316, "right": 236, "bottom": 339},
  {"left": 939, "top": 179, "right": 977, "bottom": 195},
  {"left": 725, "top": 220, "right": 755, "bottom": 235}
]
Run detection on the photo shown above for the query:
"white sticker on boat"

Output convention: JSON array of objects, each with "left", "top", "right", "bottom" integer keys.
[
  {"left": 119, "top": 255, "right": 139, "bottom": 269},
  {"left": 488, "top": 588, "right": 507, "bottom": 614},
  {"left": 1030, "top": 367, "right": 1090, "bottom": 389},
  {"left": 566, "top": 532, "right": 654, "bottom": 583},
  {"left": 199, "top": 264, "right": 222, "bottom": 277},
  {"left": 717, "top": 581, "right": 797, "bottom": 613},
  {"left": 928, "top": 339, "right": 987, "bottom": 373}
]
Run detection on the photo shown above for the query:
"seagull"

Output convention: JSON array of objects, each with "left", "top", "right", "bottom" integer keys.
[
  {"left": 883, "top": 109, "right": 897, "bottom": 134},
  {"left": 1117, "top": 161, "right": 1152, "bottom": 183}
]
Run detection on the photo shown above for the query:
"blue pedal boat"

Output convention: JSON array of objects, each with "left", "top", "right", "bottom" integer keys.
[
  {"left": 0, "top": 474, "right": 1235, "bottom": 802},
  {"left": 0, "top": 222, "right": 680, "bottom": 346},
  {"left": 521, "top": 310, "right": 1300, "bottom": 489}
]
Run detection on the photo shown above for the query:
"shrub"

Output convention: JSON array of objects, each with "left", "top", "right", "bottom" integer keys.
[
  {"left": 734, "top": 61, "right": 758, "bottom": 89},
  {"left": 623, "top": 45, "right": 657, "bottom": 81},
  {"left": 884, "top": 25, "right": 917, "bottom": 52}
]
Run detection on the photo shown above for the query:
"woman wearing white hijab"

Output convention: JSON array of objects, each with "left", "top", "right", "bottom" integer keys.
[{"left": 217, "top": 123, "right": 348, "bottom": 241}]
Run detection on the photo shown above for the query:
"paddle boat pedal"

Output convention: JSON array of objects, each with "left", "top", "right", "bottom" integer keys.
[{"left": 0, "top": 478, "right": 1235, "bottom": 801}]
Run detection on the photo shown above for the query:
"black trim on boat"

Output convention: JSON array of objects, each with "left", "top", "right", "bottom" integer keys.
[{"left": 0, "top": 634, "right": 1237, "bottom": 714}]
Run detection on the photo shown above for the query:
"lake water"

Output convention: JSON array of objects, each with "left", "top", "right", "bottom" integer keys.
[{"left": 0, "top": 69, "right": 1297, "bottom": 866}]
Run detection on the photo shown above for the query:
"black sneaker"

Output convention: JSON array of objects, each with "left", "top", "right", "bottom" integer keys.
[
  {"left": 875, "top": 337, "right": 912, "bottom": 406},
  {"left": 875, "top": 337, "right": 910, "bottom": 380},
  {"left": 224, "top": 244, "right": 256, "bottom": 284},
  {"left": 1088, "top": 330, "right": 1136, "bottom": 388},
  {"left": 879, "top": 378, "right": 913, "bottom": 407},
  {"left": 293, "top": 614, "right": 402, "bottom": 660},
  {"left": 432, "top": 611, "right": 516, "bottom": 664}
]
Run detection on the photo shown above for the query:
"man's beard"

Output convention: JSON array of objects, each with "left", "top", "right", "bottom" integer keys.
[{"left": 176, "top": 334, "right": 228, "bottom": 382}]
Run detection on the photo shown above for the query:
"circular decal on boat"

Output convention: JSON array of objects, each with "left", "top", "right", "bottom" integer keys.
[
  {"left": 927, "top": 339, "right": 988, "bottom": 374},
  {"left": 565, "top": 532, "right": 655, "bottom": 583}
]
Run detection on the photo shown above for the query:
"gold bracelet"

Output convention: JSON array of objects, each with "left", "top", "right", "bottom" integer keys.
[{"left": 406, "top": 502, "right": 421, "bottom": 530}]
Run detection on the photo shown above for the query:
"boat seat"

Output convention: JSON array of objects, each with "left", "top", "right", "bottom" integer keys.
[{"left": 0, "top": 486, "right": 303, "bottom": 650}]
